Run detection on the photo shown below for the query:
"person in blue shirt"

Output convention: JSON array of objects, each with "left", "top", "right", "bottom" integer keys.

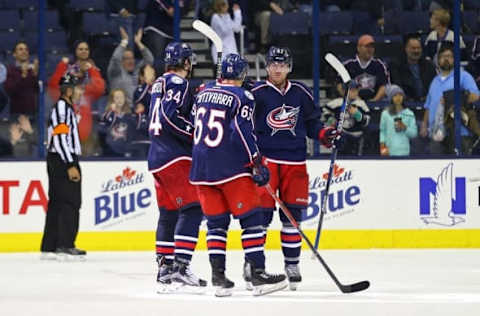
[
  {"left": 379, "top": 85, "right": 418, "bottom": 156},
  {"left": 420, "top": 43, "right": 479, "bottom": 154}
]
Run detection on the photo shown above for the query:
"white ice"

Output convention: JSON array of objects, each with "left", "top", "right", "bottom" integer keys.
[{"left": 1, "top": 249, "right": 479, "bottom": 316}]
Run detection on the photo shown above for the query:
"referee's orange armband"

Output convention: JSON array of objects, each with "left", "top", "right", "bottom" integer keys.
[{"left": 53, "top": 123, "right": 70, "bottom": 135}]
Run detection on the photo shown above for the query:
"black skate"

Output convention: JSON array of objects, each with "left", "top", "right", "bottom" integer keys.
[
  {"left": 211, "top": 258, "right": 235, "bottom": 297},
  {"left": 243, "top": 261, "right": 254, "bottom": 291},
  {"left": 55, "top": 247, "right": 86, "bottom": 261},
  {"left": 248, "top": 260, "right": 288, "bottom": 296},
  {"left": 172, "top": 259, "right": 207, "bottom": 293},
  {"left": 285, "top": 264, "right": 302, "bottom": 291},
  {"left": 156, "top": 256, "right": 174, "bottom": 294}
]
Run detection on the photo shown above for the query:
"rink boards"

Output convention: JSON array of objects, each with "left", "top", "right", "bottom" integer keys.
[{"left": 0, "top": 159, "right": 479, "bottom": 251}]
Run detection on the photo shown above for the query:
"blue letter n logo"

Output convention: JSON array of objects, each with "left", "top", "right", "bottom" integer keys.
[{"left": 419, "top": 163, "right": 466, "bottom": 226}]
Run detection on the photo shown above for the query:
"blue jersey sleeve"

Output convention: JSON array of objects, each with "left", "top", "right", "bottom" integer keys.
[
  {"left": 295, "top": 81, "right": 324, "bottom": 139},
  {"left": 149, "top": 75, "right": 194, "bottom": 142},
  {"left": 231, "top": 91, "right": 259, "bottom": 163}
]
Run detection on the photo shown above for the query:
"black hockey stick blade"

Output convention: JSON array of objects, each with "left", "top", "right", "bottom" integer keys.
[{"left": 341, "top": 280, "right": 370, "bottom": 293}]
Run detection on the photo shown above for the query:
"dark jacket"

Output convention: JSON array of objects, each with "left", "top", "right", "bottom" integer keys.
[
  {"left": 4, "top": 64, "right": 38, "bottom": 116},
  {"left": 389, "top": 54, "right": 437, "bottom": 101}
]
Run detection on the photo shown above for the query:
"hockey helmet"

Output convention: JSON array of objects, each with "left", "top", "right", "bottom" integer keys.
[
  {"left": 59, "top": 72, "right": 78, "bottom": 87},
  {"left": 266, "top": 46, "right": 292, "bottom": 71},
  {"left": 221, "top": 53, "right": 249, "bottom": 80},
  {"left": 164, "top": 42, "right": 196, "bottom": 67}
]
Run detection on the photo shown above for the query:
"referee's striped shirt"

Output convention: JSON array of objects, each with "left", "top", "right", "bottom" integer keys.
[{"left": 47, "top": 98, "right": 81, "bottom": 165}]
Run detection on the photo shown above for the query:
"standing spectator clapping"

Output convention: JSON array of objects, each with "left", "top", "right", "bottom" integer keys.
[
  {"left": 380, "top": 85, "right": 418, "bottom": 156},
  {"left": 4, "top": 42, "right": 39, "bottom": 118},
  {"left": 108, "top": 27, "right": 154, "bottom": 104},
  {"left": 210, "top": 0, "right": 243, "bottom": 64}
]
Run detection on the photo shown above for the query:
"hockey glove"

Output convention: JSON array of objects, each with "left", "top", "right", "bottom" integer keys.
[
  {"left": 247, "top": 154, "right": 270, "bottom": 187},
  {"left": 319, "top": 127, "right": 343, "bottom": 149}
]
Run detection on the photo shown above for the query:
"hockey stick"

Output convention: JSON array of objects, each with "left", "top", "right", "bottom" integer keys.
[
  {"left": 265, "top": 183, "right": 369, "bottom": 293},
  {"left": 313, "top": 53, "right": 352, "bottom": 251},
  {"left": 192, "top": 19, "right": 223, "bottom": 79}
]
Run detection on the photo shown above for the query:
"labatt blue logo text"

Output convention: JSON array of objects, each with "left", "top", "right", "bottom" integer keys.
[
  {"left": 95, "top": 167, "right": 151, "bottom": 225},
  {"left": 303, "top": 164, "right": 360, "bottom": 221}
]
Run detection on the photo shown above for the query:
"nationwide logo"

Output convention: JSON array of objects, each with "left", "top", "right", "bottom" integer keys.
[
  {"left": 304, "top": 164, "right": 360, "bottom": 223},
  {"left": 419, "top": 163, "right": 466, "bottom": 226},
  {"left": 94, "top": 167, "right": 151, "bottom": 226},
  {"left": 266, "top": 104, "right": 300, "bottom": 136}
]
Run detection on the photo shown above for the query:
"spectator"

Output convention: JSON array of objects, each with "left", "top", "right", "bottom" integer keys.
[
  {"left": 210, "top": 0, "right": 243, "bottom": 64},
  {"left": 133, "top": 64, "right": 156, "bottom": 114},
  {"left": 106, "top": 0, "right": 139, "bottom": 47},
  {"left": 420, "top": 44, "right": 479, "bottom": 154},
  {"left": 443, "top": 89, "right": 480, "bottom": 154},
  {"left": 0, "top": 62, "right": 7, "bottom": 115},
  {"left": 424, "top": 8, "right": 465, "bottom": 65},
  {"left": 130, "top": 64, "right": 155, "bottom": 157},
  {"left": 470, "top": 36, "right": 480, "bottom": 86},
  {"left": 390, "top": 35, "right": 437, "bottom": 102},
  {"left": 337, "top": 35, "right": 390, "bottom": 102},
  {"left": 143, "top": 0, "right": 184, "bottom": 72},
  {"left": 108, "top": 27, "right": 154, "bottom": 103},
  {"left": 253, "top": 1, "right": 295, "bottom": 53},
  {"left": 98, "top": 88, "right": 136, "bottom": 157},
  {"left": 49, "top": 41, "right": 106, "bottom": 156},
  {"left": 380, "top": 85, "right": 418, "bottom": 156},
  {"left": 4, "top": 42, "right": 39, "bottom": 118},
  {"left": 323, "top": 87, "right": 371, "bottom": 155},
  {"left": 0, "top": 115, "right": 36, "bottom": 158}
]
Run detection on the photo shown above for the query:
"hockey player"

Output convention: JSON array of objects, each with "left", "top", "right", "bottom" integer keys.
[
  {"left": 148, "top": 42, "right": 206, "bottom": 292},
  {"left": 190, "top": 53, "right": 287, "bottom": 297},
  {"left": 248, "top": 47, "right": 341, "bottom": 290}
]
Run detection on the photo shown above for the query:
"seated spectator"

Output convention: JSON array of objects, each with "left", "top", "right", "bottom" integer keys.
[
  {"left": 133, "top": 64, "right": 156, "bottom": 115},
  {"left": 4, "top": 42, "right": 39, "bottom": 118},
  {"left": 380, "top": 85, "right": 418, "bottom": 156},
  {"left": 106, "top": 0, "right": 139, "bottom": 48},
  {"left": 253, "top": 0, "right": 295, "bottom": 53},
  {"left": 210, "top": 0, "right": 243, "bottom": 64},
  {"left": 130, "top": 64, "right": 155, "bottom": 158},
  {"left": 470, "top": 35, "right": 480, "bottom": 86},
  {"left": 0, "top": 62, "right": 7, "bottom": 115},
  {"left": 420, "top": 44, "right": 479, "bottom": 154},
  {"left": 108, "top": 27, "right": 154, "bottom": 103},
  {"left": 443, "top": 89, "right": 480, "bottom": 155},
  {"left": 98, "top": 88, "right": 137, "bottom": 157},
  {"left": 424, "top": 8, "right": 466, "bottom": 66},
  {"left": 390, "top": 35, "right": 437, "bottom": 102},
  {"left": 337, "top": 35, "right": 390, "bottom": 102},
  {"left": 323, "top": 87, "right": 371, "bottom": 155},
  {"left": 49, "top": 41, "right": 106, "bottom": 156},
  {"left": 0, "top": 114, "right": 36, "bottom": 158}
]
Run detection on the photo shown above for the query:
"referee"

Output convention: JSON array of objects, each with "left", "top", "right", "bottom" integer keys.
[{"left": 40, "top": 73, "right": 86, "bottom": 260}]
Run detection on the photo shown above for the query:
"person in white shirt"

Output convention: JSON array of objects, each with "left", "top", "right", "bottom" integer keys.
[{"left": 210, "top": 0, "right": 243, "bottom": 64}]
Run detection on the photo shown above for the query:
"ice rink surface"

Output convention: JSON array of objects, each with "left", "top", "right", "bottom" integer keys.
[{"left": 1, "top": 249, "right": 479, "bottom": 316}]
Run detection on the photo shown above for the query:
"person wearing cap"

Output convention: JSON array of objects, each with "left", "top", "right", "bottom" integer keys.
[
  {"left": 379, "top": 84, "right": 418, "bottom": 156},
  {"left": 41, "top": 73, "right": 87, "bottom": 261},
  {"left": 48, "top": 40, "right": 106, "bottom": 156},
  {"left": 337, "top": 34, "right": 390, "bottom": 102}
]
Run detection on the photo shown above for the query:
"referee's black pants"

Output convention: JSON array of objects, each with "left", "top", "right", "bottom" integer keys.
[{"left": 41, "top": 153, "right": 82, "bottom": 252}]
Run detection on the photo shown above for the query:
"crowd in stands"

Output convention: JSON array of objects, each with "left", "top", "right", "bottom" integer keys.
[{"left": 0, "top": 0, "right": 480, "bottom": 159}]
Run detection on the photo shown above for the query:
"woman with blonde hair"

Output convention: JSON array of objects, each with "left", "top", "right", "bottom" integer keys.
[{"left": 210, "top": 0, "right": 243, "bottom": 64}]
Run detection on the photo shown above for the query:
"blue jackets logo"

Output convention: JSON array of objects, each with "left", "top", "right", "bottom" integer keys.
[
  {"left": 94, "top": 167, "right": 151, "bottom": 226},
  {"left": 419, "top": 163, "right": 466, "bottom": 226},
  {"left": 266, "top": 104, "right": 300, "bottom": 136}
]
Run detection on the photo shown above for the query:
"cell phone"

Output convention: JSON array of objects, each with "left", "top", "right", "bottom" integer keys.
[{"left": 394, "top": 117, "right": 402, "bottom": 122}]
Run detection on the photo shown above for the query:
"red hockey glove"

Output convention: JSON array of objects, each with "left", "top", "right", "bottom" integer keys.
[{"left": 318, "top": 127, "right": 342, "bottom": 149}]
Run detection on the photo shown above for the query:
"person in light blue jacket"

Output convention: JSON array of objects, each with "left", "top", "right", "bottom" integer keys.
[{"left": 380, "top": 85, "right": 418, "bottom": 156}]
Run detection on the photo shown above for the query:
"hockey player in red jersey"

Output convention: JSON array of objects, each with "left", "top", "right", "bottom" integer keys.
[
  {"left": 248, "top": 47, "right": 341, "bottom": 291},
  {"left": 148, "top": 42, "right": 206, "bottom": 292},
  {"left": 190, "top": 53, "right": 287, "bottom": 297}
]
